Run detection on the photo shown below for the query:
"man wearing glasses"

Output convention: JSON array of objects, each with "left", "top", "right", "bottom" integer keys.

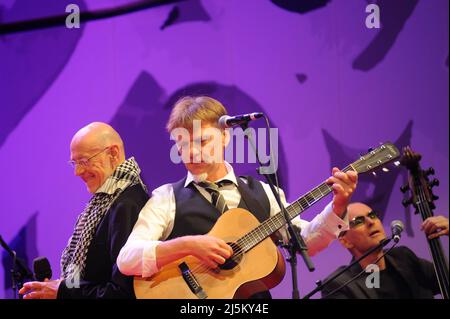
[
  {"left": 19, "top": 122, "right": 149, "bottom": 299},
  {"left": 321, "top": 202, "right": 448, "bottom": 299}
]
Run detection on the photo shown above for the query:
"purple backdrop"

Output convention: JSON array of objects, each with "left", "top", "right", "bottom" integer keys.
[{"left": 0, "top": 0, "right": 448, "bottom": 299}]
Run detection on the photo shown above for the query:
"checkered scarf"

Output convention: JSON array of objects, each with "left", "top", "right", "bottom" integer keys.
[{"left": 60, "top": 157, "right": 146, "bottom": 280}]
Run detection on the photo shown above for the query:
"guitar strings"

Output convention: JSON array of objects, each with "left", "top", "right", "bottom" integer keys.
[
  {"left": 186, "top": 184, "right": 331, "bottom": 277},
  {"left": 186, "top": 166, "right": 356, "bottom": 282},
  {"left": 185, "top": 163, "right": 364, "bottom": 281},
  {"left": 182, "top": 157, "right": 390, "bottom": 286}
]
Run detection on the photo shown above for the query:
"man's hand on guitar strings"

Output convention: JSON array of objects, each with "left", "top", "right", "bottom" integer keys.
[{"left": 188, "top": 235, "right": 233, "bottom": 269}]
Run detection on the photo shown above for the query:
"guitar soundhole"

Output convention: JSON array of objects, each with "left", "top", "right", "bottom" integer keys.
[{"left": 220, "top": 242, "right": 243, "bottom": 270}]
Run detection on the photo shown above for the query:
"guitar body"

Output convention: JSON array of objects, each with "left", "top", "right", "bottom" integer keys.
[{"left": 134, "top": 208, "right": 286, "bottom": 299}]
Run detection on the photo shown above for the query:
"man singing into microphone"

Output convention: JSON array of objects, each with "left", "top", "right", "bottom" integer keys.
[
  {"left": 117, "top": 95, "right": 358, "bottom": 298},
  {"left": 19, "top": 122, "right": 149, "bottom": 299},
  {"left": 321, "top": 202, "right": 449, "bottom": 299}
]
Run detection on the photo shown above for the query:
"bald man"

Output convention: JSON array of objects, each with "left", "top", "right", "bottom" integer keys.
[
  {"left": 321, "top": 202, "right": 448, "bottom": 299},
  {"left": 19, "top": 122, "right": 149, "bottom": 299}
]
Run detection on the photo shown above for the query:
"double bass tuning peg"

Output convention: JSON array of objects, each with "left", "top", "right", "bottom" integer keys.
[
  {"left": 429, "top": 178, "right": 439, "bottom": 188},
  {"left": 400, "top": 184, "right": 409, "bottom": 193},
  {"left": 402, "top": 197, "right": 413, "bottom": 207},
  {"left": 425, "top": 167, "right": 435, "bottom": 176}
]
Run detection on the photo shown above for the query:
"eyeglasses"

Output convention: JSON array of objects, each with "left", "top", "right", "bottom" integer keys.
[
  {"left": 68, "top": 147, "right": 110, "bottom": 168},
  {"left": 349, "top": 210, "right": 379, "bottom": 229}
]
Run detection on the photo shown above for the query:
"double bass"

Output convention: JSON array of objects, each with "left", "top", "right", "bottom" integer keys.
[{"left": 401, "top": 146, "right": 449, "bottom": 299}]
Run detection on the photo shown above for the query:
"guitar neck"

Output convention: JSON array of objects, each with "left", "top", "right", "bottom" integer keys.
[{"left": 236, "top": 165, "right": 354, "bottom": 253}]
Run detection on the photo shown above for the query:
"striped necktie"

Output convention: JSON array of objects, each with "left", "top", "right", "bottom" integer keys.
[{"left": 197, "top": 180, "right": 233, "bottom": 214}]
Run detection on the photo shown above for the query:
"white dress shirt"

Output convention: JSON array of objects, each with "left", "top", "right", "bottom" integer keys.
[{"left": 117, "top": 162, "right": 349, "bottom": 277}]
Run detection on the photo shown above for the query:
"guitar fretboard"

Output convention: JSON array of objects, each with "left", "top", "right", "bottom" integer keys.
[{"left": 236, "top": 165, "right": 354, "bottom": 253}]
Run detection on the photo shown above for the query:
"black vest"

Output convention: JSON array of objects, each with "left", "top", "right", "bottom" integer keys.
[
  {"left": 167, "top": 175, "right": 271, "bottom": 240},
  {"left": 168, "top": 175, "right": 273, "bottom": 299}
]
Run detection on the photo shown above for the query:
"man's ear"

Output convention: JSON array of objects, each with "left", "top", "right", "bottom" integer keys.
[
  {"left": 109, "top": 145, "right": 120, "bottom": 161},
  {"left": 223, "top": 129, "right": 231, "bottom": 148}
]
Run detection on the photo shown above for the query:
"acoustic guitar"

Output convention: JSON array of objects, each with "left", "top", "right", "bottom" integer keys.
[{"left": 134, "top": 142, "right": 400, "bottom": 299}]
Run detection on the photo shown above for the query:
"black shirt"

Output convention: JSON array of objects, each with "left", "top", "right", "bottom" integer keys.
[
  {"left": 321, "top": 246, "right": 441, "bottom": 299},
  {"left": 377, "top": 263, "right": 412, "bottom": 298}
]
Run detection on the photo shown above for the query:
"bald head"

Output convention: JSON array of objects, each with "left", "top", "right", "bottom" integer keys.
[
  {"left": 70, "top": 122, "right": 126, "bottom": 193},
  {"left": 71, "top": 122, "right": 125, "bottom": 156}
]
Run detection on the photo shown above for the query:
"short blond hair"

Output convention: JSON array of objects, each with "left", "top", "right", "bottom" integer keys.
[{"left": 166, "top": 96, "right": 227, "bottom": 132}]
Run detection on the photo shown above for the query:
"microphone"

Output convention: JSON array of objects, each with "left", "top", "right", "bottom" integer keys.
[
  {"left": 33, "top": 257, "right": 52, "bottom": 281},
  {"left": 390, "top": 220, "right": 404, "bottom": 243},
  {"left": 218, "top": 112, "right": 264, "bottom": 128}
]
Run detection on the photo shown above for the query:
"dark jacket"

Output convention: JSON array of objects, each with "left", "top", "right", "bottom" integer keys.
[
  {"left": 57, "top": 184, "right": 149, "bottom": 299},
  {"left": 321, "top": 246, "right": 441, "bottom": 299}
]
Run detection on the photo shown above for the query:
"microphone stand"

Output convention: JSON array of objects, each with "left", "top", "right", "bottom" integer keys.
[
  {"left": 240, "top": 118, "right": 314, "bottom": 299},
  {"left": 0, "top": 235, "right": 34, "bottom": 299},
  {"left": 302, "top": 237, "right": 392, "bottom": 299}
]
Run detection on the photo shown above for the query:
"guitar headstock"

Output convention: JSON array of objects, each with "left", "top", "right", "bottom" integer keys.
[{"left": 351, "top": 142, "right": 400, "bottom": 174}]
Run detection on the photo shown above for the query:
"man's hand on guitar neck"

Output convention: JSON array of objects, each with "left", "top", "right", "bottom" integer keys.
[
  {"left": 156, "top": 235, "right": 233, "bottom": 270},
  {"left": 421, "top": 216, "right": 449, "bottom": 239},
  {"left": 326, "top": 167, "right": 358, "bottom": 219}
]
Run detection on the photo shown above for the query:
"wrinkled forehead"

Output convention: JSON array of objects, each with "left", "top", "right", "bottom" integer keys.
[{"left": 70, "top": 133, "right": 103, "bottom": 157}]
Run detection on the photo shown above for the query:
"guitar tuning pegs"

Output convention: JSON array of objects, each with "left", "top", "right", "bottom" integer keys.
[
  {"left": 372, "top": 171, "right": 377, "bottom": 177},
  {"left": 425, "top": 167, "right": 435, "bottom": 176},
  {"left": 430, "top": 178, "right": 439, "bottom": 187},
  {"left": 432, "top": 194, "right": 439, "bottom": 201},
  {"left": 382, "top": 167, "right": 389, "bottom": 172},
  {"left": 367, "top": 148, "right": 374, "bottom": 153},
  {"left": 402, "top": 198, "right": 413, "bottom": 207},
  {"left": 400, "top": 184, "right": 409, "bottom": 193},
  {"left": 430, "top": 202, "right": 436, "bottom": 210}
]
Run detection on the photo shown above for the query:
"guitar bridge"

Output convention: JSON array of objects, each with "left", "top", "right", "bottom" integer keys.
[{"left": 178, "top": 262, "right": 207, "bottom": 299}]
